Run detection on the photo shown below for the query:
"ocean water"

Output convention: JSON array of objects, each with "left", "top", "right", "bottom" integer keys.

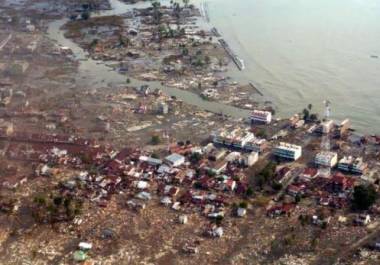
[{"left": 205, "top": 0, "right": 380, "bottom": 133}]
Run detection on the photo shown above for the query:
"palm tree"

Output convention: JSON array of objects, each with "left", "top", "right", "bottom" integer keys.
[
  {"left": 151, "top": 0, "right": 162, "bottom": 25},
  {"left": 183, "top": 0, "right": 190, "bottom": 8}
]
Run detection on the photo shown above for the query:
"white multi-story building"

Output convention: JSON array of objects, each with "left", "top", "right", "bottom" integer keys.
[
  {"left": 212, "top": 128, "right": 267, "bottom": 153},
  {"left": 251, "top": 110, "right": 272, "bottom": 124},
  {"left": 338, "top": 156, "right": 367, "bottom": 175},
  {"left": 244, "top": 138, "right": 267, "bottom": 153},
  {"left": 273, "top": 142, "right": 302, "bottom": 161},
  {"left": 315, "top": 151, "right": 338, "bottom": 168},
  {"left": 212, "top": 128, "right": 255, "bottom": 149},
  {"left": 243, "top": 151, "right": 259, "bottom": 166}
]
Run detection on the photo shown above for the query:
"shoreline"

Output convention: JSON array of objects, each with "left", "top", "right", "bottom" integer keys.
[
  {"left": 198, "top": 0, "right": 380, "bottom": 135},
  {"left": 52, "top": 0, "right": 374, "bottom": 137},
  {"left": 47, "top": 0, "right": 263, "bottom": 120}
]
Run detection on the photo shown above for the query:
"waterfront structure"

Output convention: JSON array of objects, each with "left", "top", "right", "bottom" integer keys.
[
  {"left": 339, "top": 119, "right": 351, "bottom": 136},
  {"left": 251, "top": 110, "right": 272, "bottom": 124},
  {"left": 315, "top": 151, "right": 338, "bottom": 168},
  {"left": 338, "top": 156, "right": 367, "bottom": 175},
  {"left": 316, "top": 120, "right": 335, "bottom": 134},
  {"left": 273, "top": 142, "right": 302, "bottom": 161}
]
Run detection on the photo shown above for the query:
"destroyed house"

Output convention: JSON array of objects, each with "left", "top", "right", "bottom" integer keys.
[
  {"left": 329, "top": 173, "right": 355, "bottom": 193},
  {"left": 275, "top": 167, "right": 291, "bottom": 183},
  {"left": 267, "top": 204, "right": 294, "bottom": 218},
  {"left": 196, "top": 176, "right": 215, "bottom": 190},
  {"left": 287, "top": 184, "right": 306, "bottom": 197},
  {"left": 299, "top": 168, "right": 318, "bottom": 181},
  {"left": 202, "top": 159, "right": 227, "bottom": 175}
]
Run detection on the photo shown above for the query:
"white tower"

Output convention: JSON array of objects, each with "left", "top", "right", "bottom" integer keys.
[{"left": 320, "top": 100, "right": 331, "bottom": 177}]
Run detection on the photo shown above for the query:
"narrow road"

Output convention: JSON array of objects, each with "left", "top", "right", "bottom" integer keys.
[
  {"left": 334, "top": 223, "right": 380, "bottom": 264},
  {"left": 273, "top": 167, "right": 303, "bottom": 202},
  {"left": 0, "top": 34, "right": 12, "bottom": 51},
  {"left": 314, "top": 222, "right": 380, "bottom": 265}
]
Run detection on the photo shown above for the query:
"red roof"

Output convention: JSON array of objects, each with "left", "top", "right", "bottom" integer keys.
[
  {"left": 302, "top": 168, "right": 318, "bottom": 177},
  {"left": 288, "top": 184, "right": 304, "bottom": 193},
  {"left": 277, "top": 167, "right": 291, "bottom": 177},
  {"left": 331, "top": 173, "right": 355, "bottom": 189},
  {"left": 268, "top": 203, "right": 295, "bottom": 213}
]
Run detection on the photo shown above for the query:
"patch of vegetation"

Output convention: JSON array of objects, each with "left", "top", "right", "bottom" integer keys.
[
  {"left": 189, "top": 152, "right": 202, "bottom": 164},
  {"left": 302, "top": 103, "right": 319, "bottom": 122},
  {"left": 32, "top": 193, "right": 83, "bottom": 223},
  {"left": 255, "top": 161, "right": 277, "bottom": 189},
  {"left": 352, "top": 184, "right": 378, "bottom": 210},
  {"left": 239, "top": 201, "right": 248, "bottom": 209},
  {"left": 150, "top": 135, "right": 161, "bottom": 145}
]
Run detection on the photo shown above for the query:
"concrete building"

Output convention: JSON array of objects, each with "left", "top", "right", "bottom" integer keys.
[
  {"left": 339, "top": 119, "right": 351, "bottom": 136},
  {"left": 242, "top": 151, "right": 259, "bottom": 166},
  {"left": 164, "top": 153, "right": 185, "bottom": 167},
  {"left": 244, "top": 138, "right": 267, "bottom": 153},
  {"left": 338, "top": 156, "right": 367, "bottom": 175},
  {"left": 211, "top": 128, "right": 266, "bottom": 153},
  {"left": 158, "top": 102, "right": 169, "bottom": 114},
  {"left": 316, "top": 120, "right": 335, "bottom": 134},
  {"left": 315, "top": 151, "right": 338, "bottom": 168},
  {"left": 251, "top": 110, "right": 272, "bottom": 124},
  {"left": 273, "top": 142, "right": 302, "bottom": 161},
  {"left": 212, "top": 128, "right": 255, "bottom": 149},
  {"left": 139, "top": 155, "right": 162, "bottom": 166}
]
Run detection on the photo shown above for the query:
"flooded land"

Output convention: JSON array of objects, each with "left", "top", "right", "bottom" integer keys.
[{"left": 0, "top": 0, "right": 380, "bottom": 265}]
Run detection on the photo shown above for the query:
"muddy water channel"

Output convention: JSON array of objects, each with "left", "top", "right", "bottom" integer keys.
[{"left": 46, "top": 0, "right": 251, "bottom": 119}]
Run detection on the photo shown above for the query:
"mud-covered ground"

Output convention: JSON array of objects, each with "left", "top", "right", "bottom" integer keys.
[{"left": 0, "top": 0, "right": 379, "bottom": 265}]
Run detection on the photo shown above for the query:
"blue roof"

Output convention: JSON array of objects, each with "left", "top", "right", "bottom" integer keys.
[{"left": 165, "top": 153, "right": 185, "bottom": 163}]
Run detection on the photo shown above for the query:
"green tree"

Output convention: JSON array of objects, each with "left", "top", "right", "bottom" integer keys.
[
  {"left": 81, "top": 11, "right": 90, "bottom": 20},
  {"left": 151, "top": 1, "right": 162, "bottom": 24},
  {"left": 53, "top": 196, "right": 63, "bottom": 206},
  {"left": 215, "top": 215, "right": 223, "bottom": 226},
  {"left": 246, "top": 187, "right": 254, "bottom": 197},
  {"left": 189, "top": 152, "right": 202, "bottom": 163},
  {"left": 183, "top": 0, "right": 190, "bottom": 7},
  {"left": 89, "top": 39, "right": 99, "bottom": 49},
  {"left": 272, "top": 182, "right": 282, "bottom": 191},
  {"left": 302, "top": 108, "right": 310, "bottom": 120},
  {"left": 239, "top": 201, "right": 248, "bottom": 209},
  {"left": 34, "top": 195, "right": 46, "bottom": 206},
  {"left": 151, "top": 153, "right": 159, "bottom": 159},
  {"left": 352, "top": 185, "right": 378, "bottom": 210},
  {"left": 151, "top": 135, "right": 161, "bottom": 145},
  {"left": 205, "top": 55, "right": 211, "bottom": 65},
  {"left": 309, "top": 113, "right": 319, "bottom": 121},
  {"left": 256, "top": 129, "right": 267, "bottom": 139}
]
